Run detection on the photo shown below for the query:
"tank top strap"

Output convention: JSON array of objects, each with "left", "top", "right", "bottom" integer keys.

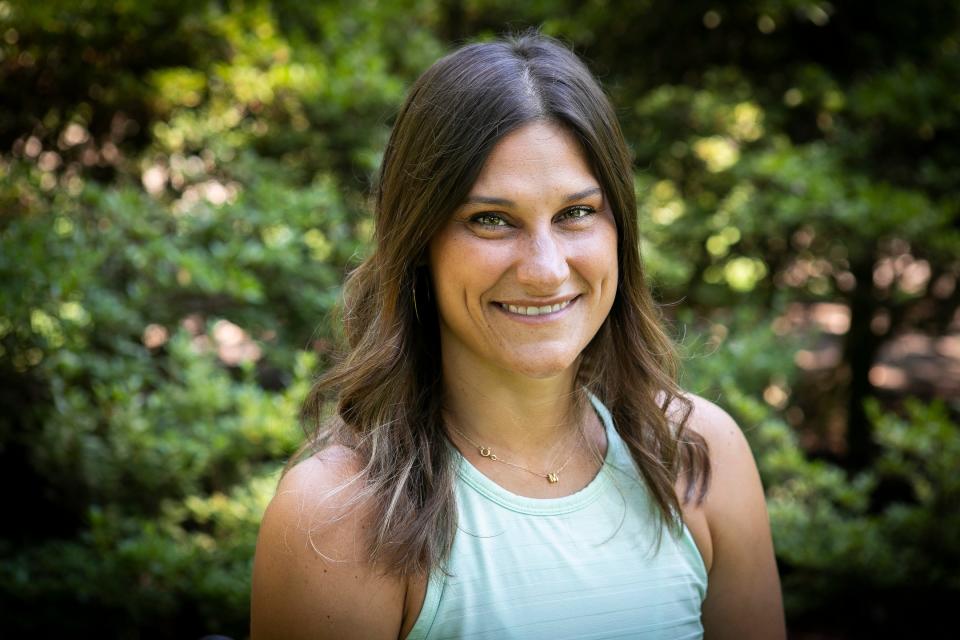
[{"left": 588, "top": 392, "right": 642, "bottom": 478}]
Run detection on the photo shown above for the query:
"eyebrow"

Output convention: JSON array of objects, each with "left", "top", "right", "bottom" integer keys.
[{"left": 462, "top": 186, "right": 603, "bottom": 207}]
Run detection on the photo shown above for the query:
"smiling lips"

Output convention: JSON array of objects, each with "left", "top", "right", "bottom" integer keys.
[{"left": 496, "top": 297, "right": 577, "bottom": 317}]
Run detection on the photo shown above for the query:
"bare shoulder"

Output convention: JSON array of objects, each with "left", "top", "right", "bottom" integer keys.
[
  {"left": 681, "top": 394, "right": 755, "bottom": 479},
  {"left": 265, "top": 446, "right": 366, "bottom": 535},
  {"left": 250, "top": 447, "right": 406, "bottom": 640},
  {"left": 672, "top": 393, "right": 786, "bottom": 639},
  {"left": 667, "top": 392, "right": 758, "bottom": 511},
  {"left": 258, "top": 447, "right": 366, "bottom": 564}
]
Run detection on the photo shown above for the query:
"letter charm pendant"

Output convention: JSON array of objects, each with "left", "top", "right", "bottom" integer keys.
[{"left": 547, "top": 473, "right": 559, "bottom": 484}]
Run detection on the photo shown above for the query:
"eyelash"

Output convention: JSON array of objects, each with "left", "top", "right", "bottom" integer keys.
[{"left": 469, "top": 206, "right": 596, "bottom": 229}]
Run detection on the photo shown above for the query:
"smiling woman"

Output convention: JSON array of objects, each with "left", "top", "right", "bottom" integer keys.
[
  {"left": 430, "top": 122, "right": 618, "bottom": 382},
  {"left": 251, "top": 32, "right": 785, "bottom": 640}
]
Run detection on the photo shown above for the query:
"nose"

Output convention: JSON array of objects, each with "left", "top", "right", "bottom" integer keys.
[{"left": 515, "top": 228, "right": 570, "bottom": 293}]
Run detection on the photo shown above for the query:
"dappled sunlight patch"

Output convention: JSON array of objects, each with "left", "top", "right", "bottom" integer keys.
[
  {"left": 794, "top": 344, "right": 842, "bottom": 370},
  {"left": 772, "top": 302, "right": 850, "bottom": 336},
  {"left": 643, "top": 178, "right": 687, "bottom": 226},
  {"left": 304, "top": 228, "right": 333, "bottom": 261},
  {"left": 936, "top": 336, "right": 960, "bottom": 359},
  {"left": 811, "top": 303, "right": 850, "bottom": 335},
  {"left": 59, "top": 122, "right": 90, "bottom": 148},
  {"left": 873, "top": 255, "right": 932, "bottom": 295},
  {"left": 141, "top": 164, "right": 168, "bottom": 195},
  {"left": 723, "top": 256, "right": 768, "bottom": 291},
  {"left": 30, "top": 308, "right": 63, "bottom": 349},
  {"left": 59, "top": 301, "right": 91, "bottom": 327},
  {"left": 731, "top": 102, "right": 764, "bottom": 142},
  {"left": 705, "top": 226, "right": 741, "bottom": 258},
  {"left": 212, "top": 319, "right": 261, "bottom": 366},
  {"left": 868, "top": 364, "right": 908, "bottom": 390},
  {"left": 693, "top": 135, "right": 740, "bottom": 172},
  {"left": 149, "top": 68, "right": 208, "bottom": 110},
  {"left": 764, "top": 379, "right": 791, "bottom": 410},
  {"left": 261, "top": 223, "right": 294, "bottom": 249},
  {"left": 143, "top": 323, "right": 170, "bottom": 350},
  {"left": 651, "top": 199, "right": 685, "bottom": 225},
  {"left": 173, "top": 179, "right": 240, "bottom": 213}
]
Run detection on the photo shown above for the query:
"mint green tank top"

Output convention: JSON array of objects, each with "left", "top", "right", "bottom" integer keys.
[{"left": 406, "top": 395, "right": 708, "bottom": 640}]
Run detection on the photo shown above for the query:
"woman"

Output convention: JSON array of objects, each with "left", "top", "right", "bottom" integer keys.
[{"left": 251, "top": 33, "right": 785, "bottom": 639}]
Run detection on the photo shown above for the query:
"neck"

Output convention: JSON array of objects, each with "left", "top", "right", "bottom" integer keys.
[{"left": 440, "top": 348, "right": 583, "bottom": 459}]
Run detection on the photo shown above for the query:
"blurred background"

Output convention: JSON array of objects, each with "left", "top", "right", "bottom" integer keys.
[{"left": 1, "top": 0, "right": 958, "bottom": 637}]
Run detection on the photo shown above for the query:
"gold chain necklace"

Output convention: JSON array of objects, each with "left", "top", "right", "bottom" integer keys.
[{"left": 446, "top": 421, "right": 583, "bottom": 484}]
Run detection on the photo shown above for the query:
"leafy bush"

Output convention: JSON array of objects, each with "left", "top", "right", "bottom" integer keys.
[
  {"left": 1, "top": 2, "right": 442, "bottom": 636},
  {"left": 716, "top": 370, "right": 959, "bottom": 634}
]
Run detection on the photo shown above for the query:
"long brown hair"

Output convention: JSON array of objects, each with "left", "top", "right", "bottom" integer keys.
[{"left": 298, "top": 32, "right": 709, "bottom": 577}]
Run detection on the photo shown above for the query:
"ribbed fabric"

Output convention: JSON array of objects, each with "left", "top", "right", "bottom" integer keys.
[{"left": 406, "top": 395, "right": 707, "bottom": 640}]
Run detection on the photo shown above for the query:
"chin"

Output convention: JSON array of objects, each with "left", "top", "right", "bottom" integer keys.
[{"left": 500, "top": 349, "right": 580, "bottom": 380}]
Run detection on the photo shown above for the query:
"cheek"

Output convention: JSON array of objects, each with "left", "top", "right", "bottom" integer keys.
[
  {"left": 574, "top": 225, "right": 618, "bottom": 287},
  {"left": 429, "top": 231, "right": 506, "bottom": 309},
  {"left": 586, "top": 228, "right": 619, "bottom": 318}
]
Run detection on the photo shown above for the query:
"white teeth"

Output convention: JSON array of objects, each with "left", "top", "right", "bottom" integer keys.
[{"left": 502, "top": 300, "right": 572, "bottom": 316}]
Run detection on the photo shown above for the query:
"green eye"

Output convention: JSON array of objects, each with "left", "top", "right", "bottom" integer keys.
[
  {"left": 560, "top": 206, "right": 595, "bottom": 221},
  {"left": 472, "top": 213, "right": 508, "bottom": 227}
]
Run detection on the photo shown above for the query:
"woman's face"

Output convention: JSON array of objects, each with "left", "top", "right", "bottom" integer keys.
[{"left": 428, "top": 121, "right": 618, "bottom": 380}]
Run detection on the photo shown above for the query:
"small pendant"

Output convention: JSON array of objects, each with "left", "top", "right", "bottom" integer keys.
[
  {"left": 479, "top": 446, "right": 492, "bottom": 457},
  {"left": 547, "top": 473, "right": 559, "bottom": 484}
]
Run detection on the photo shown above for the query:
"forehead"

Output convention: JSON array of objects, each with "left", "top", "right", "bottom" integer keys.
[{"left": 468, "top": 121, "right": 599, "bottom": 198}]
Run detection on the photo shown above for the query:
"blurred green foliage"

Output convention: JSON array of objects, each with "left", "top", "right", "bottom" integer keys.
[{"left": 1, "top": 0, "right": 958, "bottom": 637}]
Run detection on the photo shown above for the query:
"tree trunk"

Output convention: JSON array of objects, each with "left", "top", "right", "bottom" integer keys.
[{"left": 842, "top": 260, "right": 883, "bottom": 469}]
